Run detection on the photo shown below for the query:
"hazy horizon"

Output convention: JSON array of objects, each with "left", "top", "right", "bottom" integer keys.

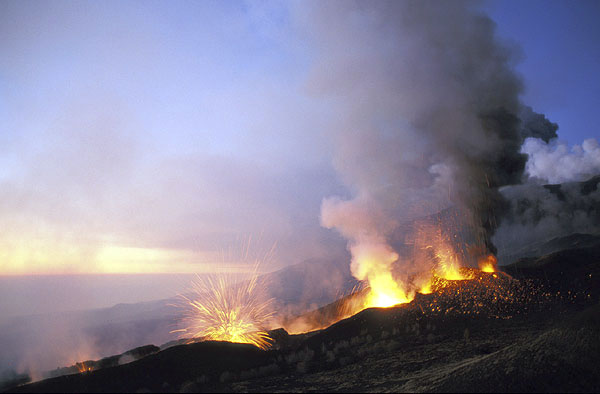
[{"left": 0, "top": 274, "right": 201, "bottom": 324}]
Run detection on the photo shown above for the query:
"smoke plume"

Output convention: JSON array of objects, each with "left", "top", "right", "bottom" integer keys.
[
  {"left": 492, "top": 134, "right": 600, "bottom": 252},
  {"left": 495, "top": 176, "right": 600, "bottom": 255},
  {"left": 308, "top": 1, "right": 539, "bottom": 287},
  {"left": 522, "top": 137, "right": 600, "bottom": 184},
  {"left": 518, "top": 106, "right": 559, "bottom": 143}
]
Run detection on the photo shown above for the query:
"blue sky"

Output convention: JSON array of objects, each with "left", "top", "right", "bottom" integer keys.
[
  {"left": 0, "top": 0, "right": 598, "bottom": 274},
  {"left": 485, "top": 0, "right": 600, "bottom": 145}
]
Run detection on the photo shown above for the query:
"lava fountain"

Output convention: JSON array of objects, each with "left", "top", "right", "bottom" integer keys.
[
  {"left": 350, "top": 223, "right": 480, "bottom": 313},
  {"left": 76, "top": 361, "right": 93, "bottom": 374},
  {"left": 172, "top": 271, "right": 275, "bottom": 349},
  {"left": 350, "top": 241, "right": 413, "bottom": 309},
  {"left": 171, "top": 240, "right": 277, "bottom": 350},
  {"left": 299, "top": 219, "right": 500, "bottom": 332}
]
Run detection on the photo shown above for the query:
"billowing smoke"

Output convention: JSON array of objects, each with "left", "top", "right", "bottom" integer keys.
[
  {"left": 495, "top": 176, "right": 600, "bottom": 257},
  {"left": 522, "top": 137, "right": 600, "bottom": 184},
  {"left": 307, "top": 1, "right": 546, "bottom": 289},
  {"left": 519, "top": 106, "right": 559, "bottom": 143},
  {"left": 493, "top": 133, "right": 600, "bottom": 255},
  {"left": 494, "top": 119, "right": 600, "bottom": 255}
]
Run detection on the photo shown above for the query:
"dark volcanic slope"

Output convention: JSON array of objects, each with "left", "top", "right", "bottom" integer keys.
[
  {"left": 237, "top": 304, "right": 600, "bottom": 393},
  {"left": 8, "top": 243, "right": 600, "bottom": 393},
  {"left": 12, "top": 342, "right": 275, "bottom": 393}
]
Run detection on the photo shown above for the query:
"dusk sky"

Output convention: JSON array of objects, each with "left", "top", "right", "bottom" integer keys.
[{"left": 1, "top": 0, "right": 599, "bottom": 275}]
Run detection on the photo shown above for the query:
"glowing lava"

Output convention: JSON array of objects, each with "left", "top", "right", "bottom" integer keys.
[
  {"left": 418, "top": 280, "right": 433, "bottom": 295},
  {"left": 76, "top": 362, "right": 92, "bottom": 373},
  {"left": 479, "top": 254, "right": 498, "bottom": 273},
  {"left": 349, "top": 243, "right": 414, "bottom": 309},
  {"left": 284, "top": 246, "right": 508, "bottom": 335},
  {"left": 342, "top": 238, "right": 490, "bottom": 317},
  {"left": 364, "top": 272, "right": 412, "bottom": 308},
  {"left": 429, "top": 237, "right": 475, "bottom": 281},
  {"left": 172, "top": 271, "right": 274, "bottom": 350}
]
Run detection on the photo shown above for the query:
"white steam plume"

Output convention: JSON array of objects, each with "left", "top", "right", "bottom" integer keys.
[{"left": 523, "top": 137, "right": 600, "bottom": 184}]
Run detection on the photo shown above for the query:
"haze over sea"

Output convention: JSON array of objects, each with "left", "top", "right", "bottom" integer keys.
[{"left": 0, "top": 274, "right": 197, "bottom": 324}]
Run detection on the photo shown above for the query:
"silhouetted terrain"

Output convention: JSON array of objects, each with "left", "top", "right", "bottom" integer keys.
[
  {"left": 6, "top": 235, "right": 600, "bottom": 393},
  {"left": 0, "top": 258, "right": 356, "bottom": 381}
]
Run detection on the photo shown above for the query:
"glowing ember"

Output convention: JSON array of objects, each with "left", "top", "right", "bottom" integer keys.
[
  {"left": 76, "top": 362, "right": 92, "bottom": 373},
  {"left": 430, "top": 240, "right": 474, "bottom": 281},
  {"left": 479, "top": 254, "right": 498, "bottom": 273},
  {"left": 172, "top": 271, "right": 275, "bottom": 350}
]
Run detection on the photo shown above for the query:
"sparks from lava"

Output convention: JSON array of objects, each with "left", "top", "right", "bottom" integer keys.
[
  {"left": 171, "top": 241, "right": 276, "bottom": 350},
  {"left": 282, "top": 222, "right": 510, "bottom": 336},
  {"left": 338, "top": 223, "right": 491, "bottom": 320},
  {"left": 76, "top": 362, "right": 92, "bottom": 373}
]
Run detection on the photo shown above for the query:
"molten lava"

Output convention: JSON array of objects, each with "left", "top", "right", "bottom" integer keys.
[
  {"left": 356, "top": 238, "right": 478, "bottom": 312},
  {"left": 364, "top": 272, "right": 412, "bottom": 308},
  {"left": 172, "top": 272, "right": 275, "bottom": 350},
  {"left": 479, "top": 254, "right": 498, "bottom": 273},
  {"left": 297, "top": 234, "right": 503, "bottom": 333}
]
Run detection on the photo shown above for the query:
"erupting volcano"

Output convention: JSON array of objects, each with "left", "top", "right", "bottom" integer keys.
[
  {"left": 3, "top": 0, "right": 599, "bottom": 392},
  {"left": 282, "top": 221, "right": 506, "bottom": 335}
]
